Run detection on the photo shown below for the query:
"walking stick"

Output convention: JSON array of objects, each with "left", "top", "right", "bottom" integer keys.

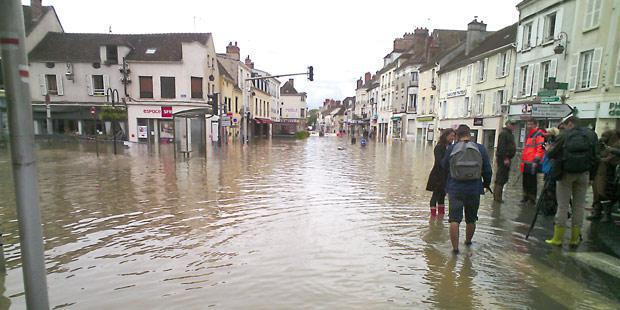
[{"left": 525, "top": 178, "right": 548, "bottom": 239}]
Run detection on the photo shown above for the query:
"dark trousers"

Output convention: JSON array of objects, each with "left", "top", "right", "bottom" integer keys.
[
  {"left": 523, "top": 172, "right": 538, "bottom": 201},
  {"left": 430, "top": 190, "right": 446, "bottom": 207},
  {"left": 495, "top": 161, "right": 510, "bottom": 186}
]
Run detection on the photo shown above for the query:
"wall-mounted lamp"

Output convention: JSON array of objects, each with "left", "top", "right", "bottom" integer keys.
[{"left": 554, "top": 32, "right": 569, "bottom": 58}]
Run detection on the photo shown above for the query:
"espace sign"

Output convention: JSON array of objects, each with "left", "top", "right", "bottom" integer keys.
[{"left": 142, "top": 106, "right": 173, "bottom": 118}]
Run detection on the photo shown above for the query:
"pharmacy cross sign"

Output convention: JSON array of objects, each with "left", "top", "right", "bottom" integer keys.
[{"left": 544, "top": 77, "right": 568, "bottom": 90}]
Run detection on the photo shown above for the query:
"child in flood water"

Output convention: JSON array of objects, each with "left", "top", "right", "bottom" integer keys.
[{"left": 425, "top": 128, "right": 456, "bottom": 217}]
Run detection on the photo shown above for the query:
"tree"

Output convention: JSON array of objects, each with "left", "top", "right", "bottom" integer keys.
[{"left": 307, "top": 109, "right": 319, "bottom": 128}]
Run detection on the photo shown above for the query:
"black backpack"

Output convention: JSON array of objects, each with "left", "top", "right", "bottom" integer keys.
[{"left": 563, "top": 128, "right": 594, "bottom": 173}]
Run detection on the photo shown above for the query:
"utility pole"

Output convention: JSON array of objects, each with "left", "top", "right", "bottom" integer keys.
[{"left": 0, "top": 1, "right": 51, "bottom": 309}]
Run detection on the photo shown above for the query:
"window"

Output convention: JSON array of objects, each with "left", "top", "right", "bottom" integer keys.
[
  {"left": 584, "top": 0, "right": 602, "bottom": 31},
  {"left": 464, "top": 97, "right": 470, "bottom": 117},
  {"left": 139, "top": 76, "right": 153, "bottom": 98},
  {"left": 429, "top": 95, "right": 434, "bottom": 114},
  {"left": 475, "top": 94, "right": 483, "bottom": 116},
  {"left": 191, "top": 77, "right": 203, "bottom": 99},
  {"left": 495, "top": 90, "right": 504, "bottom": 115},
  {"left": 466, "top": 64, "right": 472, "bottom": 86},
  {"left": 497, "top": 52, "right": 510, "bottom": 77},
  {"left": 160, "top": 77, "right": 176, "bottom": 98},
  {"left": 615, "top": 53, "right": 620, "bottom": 86},
  {"left": 578, "top": 50, "right": 594, "bottom": 89},
  {"left": 541, "top": 61, "right": 551, "bottom": 87},
  {"left": 408, "top": 94, "right": 417, "bottom": 112},
  {"left": 255, "top": 98, "right": 258, "bottom": 115},
  {"left": 520, "top": 65, "right": 529, "bottom": 96},
  {"left": 441, "top": 101, "right": 448, "bottom": 119},
  {"left": 105, "top": 45, "right": 118, "bottom": 64},
  {"left": 300, "top": 108, "right": 305, "bottom": 118},
  {"left": 0, "top": 60, "right": 4, "bottom": 90},
  {"left": 92, "top": 75, "right": 105, "bottom": 95},
  {"left": 411, "top": 72, "right": 418, "bottom": 83},
  {"left": 456, "top": 69, "right": 462, "bottom": 89},
  {"left": 523, "top": 22, "right": 533, "bottom": 49},
  {"left": 235, "top": 97, "right": 239, "bottom": 113},
  {"left": 46, "top": 74, "right": 58, "bottom": 95},
  {"left": 477, "top": 58, "right": 488, "bottom": 82},
  {"left": 544, "top": 12, "right": 557, "bottom": 42}
]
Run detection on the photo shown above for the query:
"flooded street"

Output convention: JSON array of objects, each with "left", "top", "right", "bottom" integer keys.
[{"left": 0, "top": 137, "right": 619, "bottom": 309}]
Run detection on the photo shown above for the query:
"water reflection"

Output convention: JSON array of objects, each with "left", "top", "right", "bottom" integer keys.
[{"left": 0, "top": 138, "right": 618, "bottom": 309}]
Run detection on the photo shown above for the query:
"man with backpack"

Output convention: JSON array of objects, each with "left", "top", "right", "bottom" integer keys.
[
  {"left": 545, "top": 116, "right": 599, "bottom": 246},
  {"left": 442, "top": 125, "right": 493, "bottom": 254}
]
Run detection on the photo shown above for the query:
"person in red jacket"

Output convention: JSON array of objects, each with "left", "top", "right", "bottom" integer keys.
[{"left": 520, "top": 119, "right": 545, "bottom": 204}]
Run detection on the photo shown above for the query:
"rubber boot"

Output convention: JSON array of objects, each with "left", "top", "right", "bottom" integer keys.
[
  {"left": 437, "top": 205, "right": 445, "bottom": 215},
  {"left": 545, "top": 225, "right": 565, "bottom": 246},
  {"left": 493, "top": 184, "right": 503, "bottom": 202},
  {"left": 586, "top": 202, "right": 602, "bottom": 221},
  {"left": 430, "top": 207, "right": 437, "bottom": 217},
  {"left": 569, "top": 226, "right": 581, "bottom": 246}
]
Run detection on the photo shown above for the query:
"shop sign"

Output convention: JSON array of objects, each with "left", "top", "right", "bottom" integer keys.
[
  {"left": 137, "top": 126, "right": 148, "bottom": 138},
  {"left": 473, "top": 117, "right": 484, "bottom": 126},
  {"left": 600, "top": 102, "right": 620, "bottom": 118},
  {"left": 417, "top": 116, "right": 434, "bottom": 122},
  {"left": 143, "top": 108, "right": 161, "bottom": 114},
  {"left": 161, "top": 106, "right": 172, "bottom": 118},
  {"left": 221, "top": 115, "right": 231, "bottom": 127},
  {"left": 447, "top": 89, "right": 466, "bottom": 98}
]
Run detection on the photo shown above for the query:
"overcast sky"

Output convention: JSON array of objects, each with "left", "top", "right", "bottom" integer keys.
[{"left": 30, "top": 0, "right": 520, "bottom": 108}]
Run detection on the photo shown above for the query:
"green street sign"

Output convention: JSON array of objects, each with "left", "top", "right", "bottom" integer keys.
[
  {"left": 538, "top": 89, "right": 557, "bottom": 97},
  {"left": 541, "top": 96, "right": 561, "bottom": 103},
  {"left": 544, "top": 77, "right": 568, "bottom": 90}
]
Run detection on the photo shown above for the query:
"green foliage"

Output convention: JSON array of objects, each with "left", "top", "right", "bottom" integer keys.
[
  {"left": 294, "top": 131, "right": 310, "bottom": 139},
  {"left": 307, "top": 109, "right": 319, "bottom": 127},
  {"left": 100, "top": 106, "right": 127, "bottom": 121}
]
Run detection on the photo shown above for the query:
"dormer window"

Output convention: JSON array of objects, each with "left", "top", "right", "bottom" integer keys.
[
  {"left": 105, "top": 45, "right": 118, "bottom": 65},
  {"left": 145, "top": 48, "right": 157, "bottom": 55}
]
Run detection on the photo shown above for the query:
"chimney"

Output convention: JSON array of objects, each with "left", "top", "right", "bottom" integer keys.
[
  {"left": 356, "top": 78, "right": 363, "bottom": 89},
  {"left": 244, "top": 55, "right": 254, "bottom": 69},
  {"left": 465, "top": 17, "right": 487, "bottom": 55},
  {"left": 393, "top": 32, "right": 416, "bottom": 52},
  {"left": 288, "top": 78, "right": 294, "bottom": 88},
  {"left": 226, "top": 41, "right": 240, "bottom": 61},
  {"left": 364, "top": 72, "right": 371, "bottom": 83},
  {"left": 31, "top": 0, "right": 43, "bottom": 22},
  {"left": 413, "top": 27, "right": 429, "bottom": 57}
]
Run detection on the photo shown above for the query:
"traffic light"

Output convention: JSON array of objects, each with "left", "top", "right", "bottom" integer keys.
[
  {"left": 308, "top": 66, "right": 314, "bottom": 81},
  {"left": 207, "top": 93, "right": 219, "bottom": 116}
]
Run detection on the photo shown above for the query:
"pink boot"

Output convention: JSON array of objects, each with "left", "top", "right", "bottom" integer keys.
[
  {"left": 430, "top": 207, "right": 437, "bottom": 217},
  {"left": 437, "top": 205, "right": 445, "bottom": 215}
]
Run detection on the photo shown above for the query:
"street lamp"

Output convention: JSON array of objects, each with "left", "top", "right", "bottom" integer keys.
[{"left": 553, "top": 31, "right": 568, "bottom": 58}]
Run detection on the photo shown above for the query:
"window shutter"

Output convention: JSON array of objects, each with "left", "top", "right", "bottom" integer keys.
[
  {"left": 505, "top": 52, "right": 511, "bottom": 76},
  {"left": 584, "top": 0, "right": 594, "bottom": 30},
  {"left": 39, "top": 74, "right": 47, "bottom": 95},
  {"left": 103, "top": 74, "right": 110, "bottom": 91},
  {"left": 466, "top": 64, "right": 472, "bottom": 85},
  {"left": 615, "top": 53, "right": 620, "bottom": 86},
  {"left": 532, "top": 63, "right": 541, "bottom": 95},
  {"left": 496, "top": 54, "right": 502, "bottom": 77},
  {"left": 86, "top": 75, "right": 93, "bottom": 96},
  {"left": 481, "top": 93, "right": 486, "bottom": 116},
  {"left": 526, "top": 64, "right": 534, "bottom": 96},
  {"left": 536, "top": 16, "right": 545, "bottom": 45},
  {"left": 568, "top": 53, "right": 579, "bottom": 90},
  {"left": 590, "top": 47, "right": 603, "bottom": 89},
  {"left": 549, "top": 58, "right": 558, "bottom": 78},
  {"left": 513, "top": 67, "right": 520, "bottom": 98},
  {"left": 554, "top": 9, "right": 563, "bottom": 40},
  {"left": 531, "top": 19, "right": 538, "bottom": 47},
  {"left": 56, "top": 75, "right": 64, "bottom": 96},
  {"left": 483, "top": 58, "right": 489, "bottom": 81},
  {"left": 475, "top": 61, "right": 481, "bottom": 82},
  {"left": 592, "top": 0, "right": 602, "bottom": 28},
  {"left": 516, "top": 25, "right": 523, "bottom": 51}
]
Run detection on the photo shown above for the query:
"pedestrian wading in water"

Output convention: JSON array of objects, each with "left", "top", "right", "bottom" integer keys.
[
  {"left": 545, "top": 116, "right": 599, "bottom": 247},
  {"left": 493, "top": 119, "right": 517, "bottom": 202},
  {"left": 426, "top": 128, "right": 456, "bottom": 216},
  {"left": 442, "top": 125, "right": 493, "bottom": 254},
  {"left": 520, "top": 119, "right": 546, "bottom": 205}
]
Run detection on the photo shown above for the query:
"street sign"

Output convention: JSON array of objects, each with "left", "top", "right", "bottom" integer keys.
[
  {"left": 531, "top": 103, "right": 573, "bottom": 118},
  {"left": 538, "top": 89, "right": 557, "bottom": 97},
  {"left": 544, "top": 77, "right": 568, "bottom": 90},
  {"left": 221, "top": 115, "right": 231, "bottom": 127},
  {"left": 540, "top": 96, "right": 561, "bottom": 103}
]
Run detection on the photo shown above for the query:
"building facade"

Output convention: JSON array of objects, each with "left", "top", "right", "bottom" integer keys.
[{"left": 276, "top": 78, "right": 308, "bottom": 135}]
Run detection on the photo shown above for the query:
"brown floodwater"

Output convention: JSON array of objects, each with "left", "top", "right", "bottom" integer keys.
[{"left": 0, "top": 137, "right": 618, "bottom": 309}]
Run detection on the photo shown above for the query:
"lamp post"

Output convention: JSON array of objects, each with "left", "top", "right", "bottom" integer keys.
[{"left": 106, "top": 88, "right": 120, "bottom": 155}]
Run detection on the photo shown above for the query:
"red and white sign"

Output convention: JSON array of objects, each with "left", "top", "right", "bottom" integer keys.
[
  {"left": 161, "top": 106, "right": 172, "bottom": 118},
  {"left": 143, "top": 109, "right": 161, "bottom": 114}
]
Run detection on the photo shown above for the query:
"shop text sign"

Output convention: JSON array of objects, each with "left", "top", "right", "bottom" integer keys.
[
  {"left": 604, "top": 102, "right": 620, "bottom": 117},
  {"left": 142, "top": 106, "right": 173, "bottom": 118},
  {"left": 447, "top": 89, "right": 466, "bottom": 98}
]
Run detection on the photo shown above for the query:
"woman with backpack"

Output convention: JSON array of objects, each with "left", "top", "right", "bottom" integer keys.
[{"left": 426, "top": 128, "right": 456, "bottom": 217}]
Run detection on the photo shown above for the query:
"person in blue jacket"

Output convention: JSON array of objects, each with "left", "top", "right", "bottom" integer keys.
[{"left": 442, "top": 125, "right": 493, "bottom": 254}]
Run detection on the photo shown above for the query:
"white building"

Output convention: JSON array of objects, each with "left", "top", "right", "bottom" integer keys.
[
  {"left": 276, "top": 79, "right": 308, "bottom": 134},
  {"left": 28, "top": 32, "right": 219, "bottom": 147}
]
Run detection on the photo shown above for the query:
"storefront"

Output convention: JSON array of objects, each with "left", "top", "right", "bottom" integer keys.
[
  {"left": 391, "top": 115, "right": 403, "bottom": 139},
  {"left": 597, "top": 102, "right": 620, "bottom": 133},
  {"left": 416, "top": 116, "right": 435, "bottom": 143},
  {"left": 127, "top": 104, "right": 210, "bottom": 144}
]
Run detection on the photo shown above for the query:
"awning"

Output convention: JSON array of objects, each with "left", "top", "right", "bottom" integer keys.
[{"left": 254, "top": 118, "right": 273, "bottom": 124}]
